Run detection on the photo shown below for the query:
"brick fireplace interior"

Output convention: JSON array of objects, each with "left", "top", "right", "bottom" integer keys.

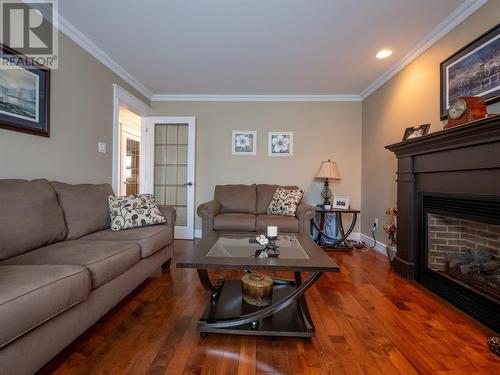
[
  {"left": 420, "top": 193, "right": 500, "bottom": 331},
  {"left": 427, "top": 213, "right": 500, "bottom": 302}
]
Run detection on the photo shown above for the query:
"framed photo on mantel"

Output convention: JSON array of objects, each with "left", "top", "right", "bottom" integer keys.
[
  {"left": 402, "top": 124, "right": 430, "bottom": 141},
  {"left": 0, "top": 44, "right": 50, "bottom": 137},
  {"left": 440, "top": 24, "right": 499, "bottom": 120}
]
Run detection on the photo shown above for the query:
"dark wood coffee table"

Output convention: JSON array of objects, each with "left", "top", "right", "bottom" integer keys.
[{"left": 176, "top": 232, "right": 340, "bottom": 338}]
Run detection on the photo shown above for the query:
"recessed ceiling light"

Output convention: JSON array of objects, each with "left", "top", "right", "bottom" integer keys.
[{"left": 376, "top": 49, "right": 392, "bottom": 59}]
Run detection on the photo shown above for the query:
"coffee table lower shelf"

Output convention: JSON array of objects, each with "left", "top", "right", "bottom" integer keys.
[{"left": 198, "top": 279, "right": 315, "bottom": 339}]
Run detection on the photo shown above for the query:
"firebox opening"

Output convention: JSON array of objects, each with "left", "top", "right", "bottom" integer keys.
[
  {"left": 427, "top": 214, "right": 500, "bottom": 302},
  {"left": 419, "top": 193, "right": 500, "bottom": 332}
]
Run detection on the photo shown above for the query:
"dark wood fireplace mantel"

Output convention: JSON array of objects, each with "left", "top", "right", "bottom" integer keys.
[{"left": 385, "top": 115, "right": 500, "bottom": 280}]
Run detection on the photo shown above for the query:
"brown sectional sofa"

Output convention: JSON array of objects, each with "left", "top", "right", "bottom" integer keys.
[
  {"left": 0, "top": 179, "right": 175, "bottom": 375},
  {"left": 198, "top": 184, "right": 315, "bottom": 236}
]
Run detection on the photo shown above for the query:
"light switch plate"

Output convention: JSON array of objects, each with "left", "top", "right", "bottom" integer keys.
[{"left": 98, "top": 142, "right": 107, "bottom": 154}]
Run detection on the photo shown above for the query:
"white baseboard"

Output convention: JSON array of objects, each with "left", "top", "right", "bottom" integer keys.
[
  {"left": 194, "top": 229, "right": 202, "bottom": 239},
  {"left": 346, "top": 232, "right": 360, "bottom": 241},
  {"left": 360, "top": 233, "right": 387, "bottom": 256}
]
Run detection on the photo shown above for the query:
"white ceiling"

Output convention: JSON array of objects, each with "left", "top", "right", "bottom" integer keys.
[{"left": 57, "top": 0, "right": 485, "bottom": 99}]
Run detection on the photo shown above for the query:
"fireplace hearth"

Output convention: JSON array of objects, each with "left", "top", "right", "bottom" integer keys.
[{"left": 386, "top": 115, "right": 500, "bottom": 331}]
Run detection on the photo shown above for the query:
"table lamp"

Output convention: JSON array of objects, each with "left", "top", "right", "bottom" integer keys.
[{"left": 315, "top": 159, "right": 341, "bottom": 208}]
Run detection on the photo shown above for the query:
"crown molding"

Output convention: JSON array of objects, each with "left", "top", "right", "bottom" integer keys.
[
  {"left": 55, "top": 13, "right": 153, "bottom": 100},
  {"left": 359, "top": 0, "right": 488, "bottom": 100},
  {"left": 46, "top": 0, "right": 486, "bottom": 103},
  {"left": 151, "top": 94, "right": 362, "bottom": 102}
]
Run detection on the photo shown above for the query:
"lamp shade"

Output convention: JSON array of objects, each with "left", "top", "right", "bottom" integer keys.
[{"left": 315, "top": 160, "right": 341, "bottom": 180}]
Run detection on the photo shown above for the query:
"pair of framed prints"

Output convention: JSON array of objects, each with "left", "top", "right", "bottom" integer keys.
[{"left": 232, "top": 130, "right": 293, "bottom": 157}]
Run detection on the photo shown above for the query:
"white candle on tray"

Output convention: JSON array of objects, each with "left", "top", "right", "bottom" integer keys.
[{"left": 267, "top": 225, "right": 278, "bottom": 238}]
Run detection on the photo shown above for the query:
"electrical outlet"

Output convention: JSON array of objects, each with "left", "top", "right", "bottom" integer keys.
[{"left": 373, "top": 218, "right": 379, "bottom": 228}]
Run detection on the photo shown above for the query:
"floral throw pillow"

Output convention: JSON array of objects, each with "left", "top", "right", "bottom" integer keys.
[
  {"left": 267, "top": 188, "right": 304, "bottom": 217},
  {"left": 108, "top": 194, "right": 166, "bottom": 231}
]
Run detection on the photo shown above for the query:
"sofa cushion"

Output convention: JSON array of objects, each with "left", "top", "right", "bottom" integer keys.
[
  {"left": 0, "top": 179, "right": 67, "bottom": 261},
  {"left": 256, "top": 184, "right": 299, "bottom": 214},
  {"left": 0, "top": 264, "right": 91, "bottom": 348},
  {"left": 214, "top": 184, "right": 256, "bottom": 214},
  {"left": 213, "top": 214, "right": 256, "bottom": 232},
  {"left": 51, "top": 181, "right": 114, "bottom": 240},
  {"left": 256, "top": 214, "right": 300, "bottom": 233},
  {"left": 1, "top": 240, "right": 140, "bottom": 289},
  {"left": 80, "top": 224, "right": 173, "bottom": 258}
]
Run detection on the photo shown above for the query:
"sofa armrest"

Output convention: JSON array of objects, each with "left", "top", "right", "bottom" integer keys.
[
  {"left": 197, "top": 200, "right": 221, "bottom": 237},
  {"left": 296, "top": 202, "right": 316, "bottom": 234},
  {"left": 158, "top": 205, "right": 176, "bottom": 227}
]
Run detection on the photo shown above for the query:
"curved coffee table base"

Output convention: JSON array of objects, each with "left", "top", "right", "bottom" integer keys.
[{"left": 196, "top": 270, "right": 321, "bottom": 338}]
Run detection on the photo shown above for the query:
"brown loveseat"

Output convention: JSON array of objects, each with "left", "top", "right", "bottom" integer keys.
[
  {"left": 197, "top": 184, "right": 315, "bottom": 237},
  {"left": 0, "top": 179, "right": 175, "bottom": 375}
]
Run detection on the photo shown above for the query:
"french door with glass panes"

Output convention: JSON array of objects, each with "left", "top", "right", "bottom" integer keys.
[{"left": 144, "top": 117, "right": 195, "bottom": 239}]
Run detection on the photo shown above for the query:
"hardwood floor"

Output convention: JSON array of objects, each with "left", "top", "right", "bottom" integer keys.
[{"left": 40, "top": 240, "right": 500, "bottom": 375}]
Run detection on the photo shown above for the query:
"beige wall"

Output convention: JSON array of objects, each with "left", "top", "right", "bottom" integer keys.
[
  {"left": 0, "top": 33, "right": 150, "bottom": 184},
  {"left": 151, "top": 101, "right": 362, "bottom": 231},
  {"left": 5, "top": 3, "right": 497, "bottom": 240},
  {"left": 361, "top": 1, "right": 500, "bottom": 244}
]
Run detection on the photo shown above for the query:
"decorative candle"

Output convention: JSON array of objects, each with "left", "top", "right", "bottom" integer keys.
[{"left": 267, "top": 225, "right": 278, "bottom": 238}]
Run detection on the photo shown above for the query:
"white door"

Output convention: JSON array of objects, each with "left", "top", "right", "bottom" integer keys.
[{"left": 144, "top": 117, "right": 196, "bottom": 239}]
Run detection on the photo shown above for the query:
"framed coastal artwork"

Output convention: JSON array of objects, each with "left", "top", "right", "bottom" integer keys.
[
  {"left": 0, "top": 44, "right": 50, "bottom": 137},
  {"left": 440, "top": 24, "right": 499, "bottom": 119},
  {"left": 268, "top": 131, "right": 293, "bottom": 157},
  {"left": 232, "top": 130, "right": 257, "bottom": 155}
]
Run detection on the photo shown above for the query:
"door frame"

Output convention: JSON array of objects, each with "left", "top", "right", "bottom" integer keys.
[
  {"left": 112, "top": 84, "right": 150, "bottom": 194},
  {"left": 144, "top": 116, "right": 196, "bottom": 240}
]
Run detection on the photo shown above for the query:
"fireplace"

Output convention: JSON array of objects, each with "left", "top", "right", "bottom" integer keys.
[
  {"left": 419, "top": 193, "right": 500, "bottom": 330},
  {"left": 386, "top": 115, "right": 500, "bottom": 331}
]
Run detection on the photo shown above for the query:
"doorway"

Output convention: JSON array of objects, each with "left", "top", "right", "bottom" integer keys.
[
  {"left": 145, "top": 117, "right": 196, "bottom": 239},
  {"left": 118, "top": 106, "right": 141, "bottom": 195},
  {"left": 112, "top": 84, "right": 150, "bottom": 194}
]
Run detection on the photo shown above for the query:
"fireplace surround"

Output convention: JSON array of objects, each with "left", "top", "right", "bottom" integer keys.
[{"left": 386, "top": 115, "right": 500, "bottom": 331}]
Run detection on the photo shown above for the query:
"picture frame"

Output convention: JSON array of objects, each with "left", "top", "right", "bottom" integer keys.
[
  {"left": 0, "top": 44, "right": 50, "bottom": 137},
  {"left": 402, "top": 124, "right": 430, "bottom": 141},
  {"left": 232, "top": 130, "right": 256, "bottom": 155},
  {"left": 333, "top": 196, "right": 350, "bottom": 209},
  {"left": 268, "top": 131, "right": 293, "bottom": 157},
  {"left": 440, "top": 24, "right": 499, "bottom": 120}
]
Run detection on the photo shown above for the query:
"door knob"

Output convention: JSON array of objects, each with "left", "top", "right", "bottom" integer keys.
[{"left": 184, "top": 182, "right": 193, "bottom": 186}]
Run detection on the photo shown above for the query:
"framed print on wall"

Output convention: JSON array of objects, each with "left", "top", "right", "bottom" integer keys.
[
  {"left": 232, "top": 130, "right": 257, "bottom": 155},
  {"left": 440, "top": 24, "right": 499, "bottom": 120},
  {"left": 268, "top": 131, "right": 293, "bottom": 157},
  {"left": 0, "top": 44, "right": 50, "bottom": 137}
]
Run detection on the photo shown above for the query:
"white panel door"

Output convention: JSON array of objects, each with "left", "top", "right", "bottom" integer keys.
[{"left": 144, "top": 116, "right": 196, "bottom": 239}]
